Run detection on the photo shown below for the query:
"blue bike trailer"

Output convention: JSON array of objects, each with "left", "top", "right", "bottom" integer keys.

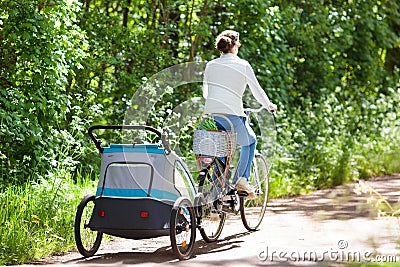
[{"left": 86, "top": 125, "right": 196, "bottom": 239}]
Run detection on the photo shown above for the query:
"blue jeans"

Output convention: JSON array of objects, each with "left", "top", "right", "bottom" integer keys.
[{"left": 214, "top": 115, "right": 256, "bottom": 183}]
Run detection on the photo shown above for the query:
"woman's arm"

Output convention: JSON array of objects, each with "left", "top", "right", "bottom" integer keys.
[{"left": 245, "top": 63, "right": 276, "bottom": 111}]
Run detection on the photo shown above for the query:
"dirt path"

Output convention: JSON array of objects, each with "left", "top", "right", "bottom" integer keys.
[{"left": 30, "top": 174, "right": 400, "bottom": 266}]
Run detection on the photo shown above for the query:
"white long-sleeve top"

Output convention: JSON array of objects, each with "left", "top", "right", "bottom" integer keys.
[{"left": 202, "top": 53, "right": 272, "bottom": 116}]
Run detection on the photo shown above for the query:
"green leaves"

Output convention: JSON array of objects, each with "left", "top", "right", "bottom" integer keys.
[
  {"left": 0, "top": 0, "right": 90, "bottom": 183},
  {"left": 0, "top": 0, "right": 399, "bottom": 193}
]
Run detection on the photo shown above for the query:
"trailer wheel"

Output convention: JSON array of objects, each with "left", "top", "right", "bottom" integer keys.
[
  {"left": 74, "top": 194, "right": 103, "bottom": 257},
  {"left": 170, "top": 197, "right": 196, "bottom": 260}
]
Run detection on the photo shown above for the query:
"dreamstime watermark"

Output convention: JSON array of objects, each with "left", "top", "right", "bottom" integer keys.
[{"left": 258, "top": 240, "right": 398, "bottom": 263}]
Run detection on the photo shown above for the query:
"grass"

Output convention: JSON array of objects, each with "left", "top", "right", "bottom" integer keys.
[{"left": 0, "top": 168, "right": 96, "bottom": 265}]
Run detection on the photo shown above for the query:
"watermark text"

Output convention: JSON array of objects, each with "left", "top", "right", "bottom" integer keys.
[{"left": 258, "top": 240, "right": 398, "bottom": 263}]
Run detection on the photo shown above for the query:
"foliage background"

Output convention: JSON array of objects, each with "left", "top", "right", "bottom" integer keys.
[
  {"left": 0, "top": 0, "right": 400, "bottom": 191},
  {"left": 0, "top": 0, "right": 400, "bottom": 264},
  {"left": 1, "top": 0, "right": 399, "bottom": 191}
]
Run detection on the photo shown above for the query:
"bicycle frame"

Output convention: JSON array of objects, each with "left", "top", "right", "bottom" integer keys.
[
  {"left": 196, "top": 108, "right": 271, "bottom": 199},
  {"left": 194, "top": 107, "right": 273, "bottom": 239}
]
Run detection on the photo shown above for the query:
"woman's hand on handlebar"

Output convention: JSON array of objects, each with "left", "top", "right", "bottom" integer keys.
[
  {"left": 244, "top": 104, "right": 276, "bottom": 116},
  {"left": 266, "top": 103, "right": 277, "bottom": 114}
]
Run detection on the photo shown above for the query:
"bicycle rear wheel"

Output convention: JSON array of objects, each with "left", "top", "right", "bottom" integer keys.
[
  {"left": 240, "top": 154, "right": 269, "bottom": 231},
  {"left": 197, "top": 169, "right": 226, "bottom": 243}
]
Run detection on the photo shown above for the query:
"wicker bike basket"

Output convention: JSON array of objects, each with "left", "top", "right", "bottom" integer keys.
[{"left": 193, "top": 115, "right": 237, "bottom": 157}]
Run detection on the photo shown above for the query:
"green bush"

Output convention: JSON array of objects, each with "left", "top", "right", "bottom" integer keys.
[
  {"left": 269, "top": 83, "right": 400, "bottom": 197},
  {"left": 1, "top": 0, "right": 399, "bottom": 189}
]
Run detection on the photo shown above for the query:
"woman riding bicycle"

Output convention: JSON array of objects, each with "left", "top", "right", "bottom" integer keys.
[{"left": 202, "top": 30, "right": 277, "bottom": 199}]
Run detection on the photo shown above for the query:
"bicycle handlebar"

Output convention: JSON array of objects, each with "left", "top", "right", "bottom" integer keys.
[{"left": 244, "top": 107, "right": 276, "bottom": 116}]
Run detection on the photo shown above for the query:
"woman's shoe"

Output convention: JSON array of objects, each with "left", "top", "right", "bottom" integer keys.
[{"left": 235, "top": 177, "right": 255, "bottom": 199}]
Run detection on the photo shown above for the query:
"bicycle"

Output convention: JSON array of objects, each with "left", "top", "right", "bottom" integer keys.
[{"left": 193, "top": 107, "right": 274, "bottom": 242}]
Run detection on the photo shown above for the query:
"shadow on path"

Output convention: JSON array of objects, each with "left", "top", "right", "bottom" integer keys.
[{"left": 61, "top": 231, "right": 251, "bottom": 265}]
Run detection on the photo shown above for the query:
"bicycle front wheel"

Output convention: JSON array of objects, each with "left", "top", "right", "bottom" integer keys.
[{"left": 240, "top": 154, "right": 269, "bottom": 231}]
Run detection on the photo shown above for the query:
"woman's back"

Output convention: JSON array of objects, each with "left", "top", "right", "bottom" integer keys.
[{"left": 203, "top": 53, "right": 249, "bottom": 116}]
